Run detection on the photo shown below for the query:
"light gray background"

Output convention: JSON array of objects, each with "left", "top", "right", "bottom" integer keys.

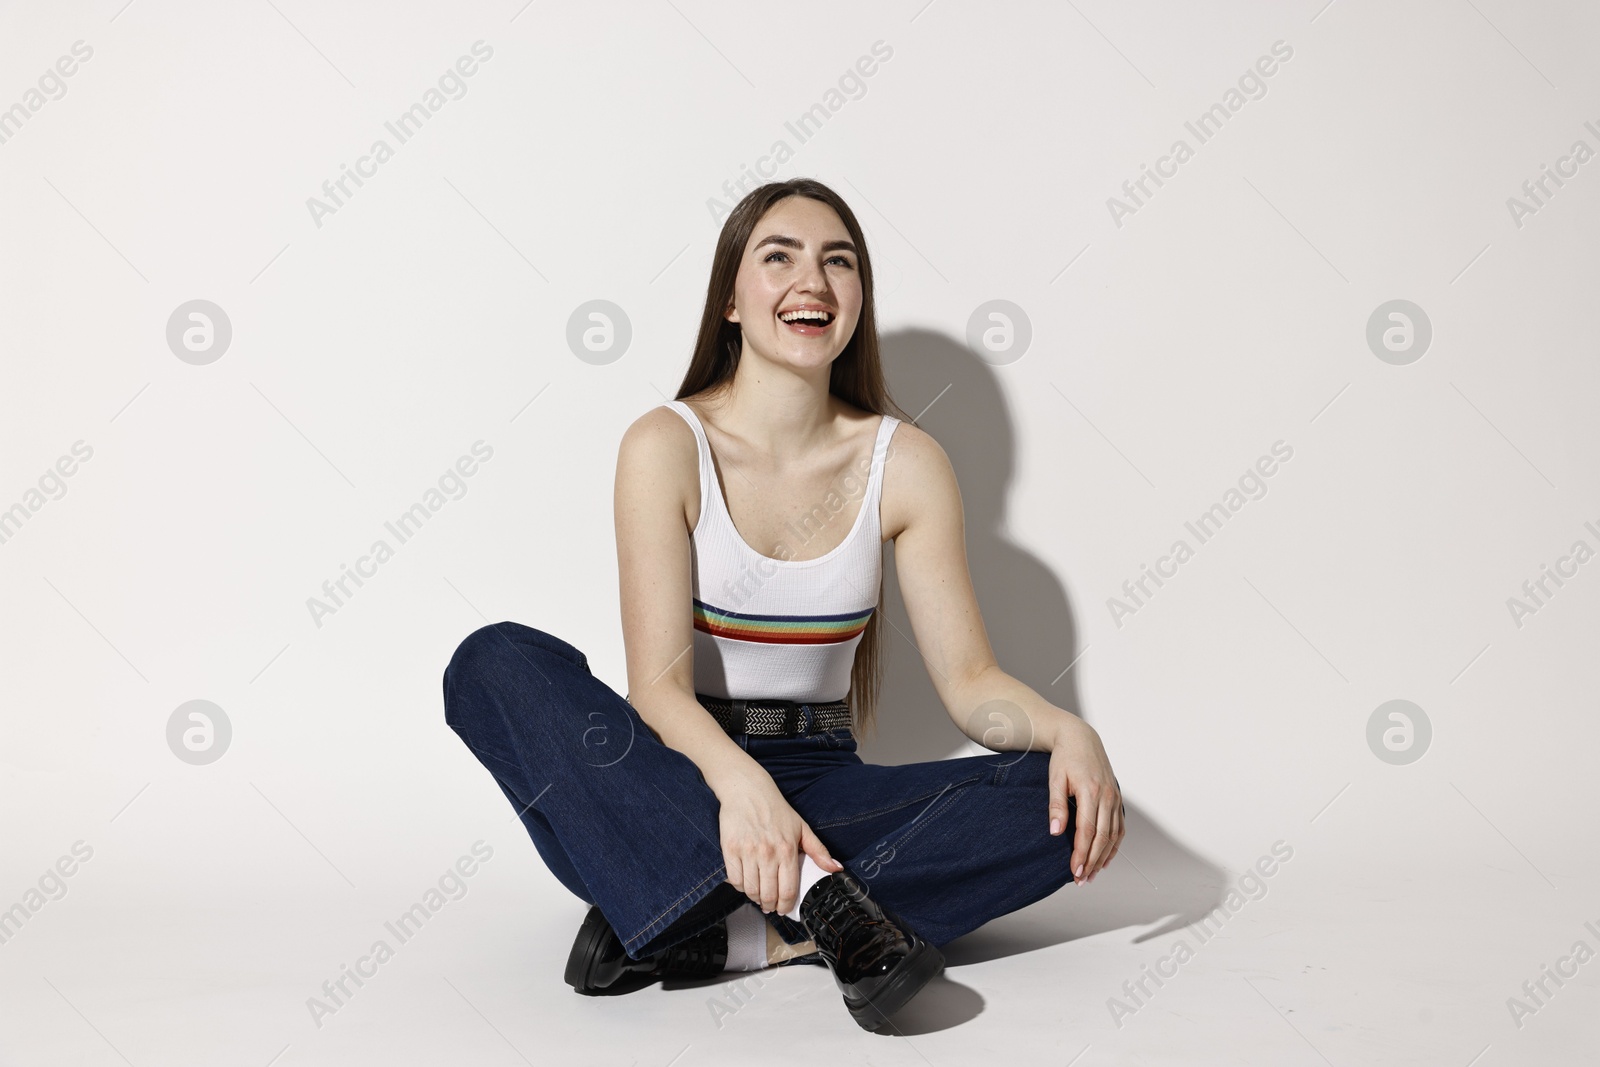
[{"left": 2, "top": 1, "right": 1597, "bottom": 1064}]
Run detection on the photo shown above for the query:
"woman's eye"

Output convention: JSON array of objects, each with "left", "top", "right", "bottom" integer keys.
[{"left": 763, "top": 251, "right": 855, "bottom": 268}]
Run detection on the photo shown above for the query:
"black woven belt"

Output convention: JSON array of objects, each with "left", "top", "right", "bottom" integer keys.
[{"left": 695, "top": 693, "right": 852, "bottom": 738}]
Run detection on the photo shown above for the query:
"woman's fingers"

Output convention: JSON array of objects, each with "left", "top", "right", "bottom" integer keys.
[
  {"left": 1046, "top": 748, "right": 1086, "bottom": 881},
  {"left": 776, "top": 850, "right": 800, "bottom": 914},
  {"left": 1085, "top": 791, "right": 1114, "bottom": 877},
  {"left": 799, "top": 824, "right": 842, "bottom": 873},
  {"left": 1107, "top": 792, "right": 1125, "bottom": 870},
  {"left": 758, "top": 853, "right": 778, "bottom": 912},
  {"left": 1071, "top": 786, "right": 1099, "bottom": 883},
  {"left": 1047, "top": 774, "right": 1071, "bottom": 840},
  {"left": 1087, "top": 786, "right": 1126, "bottom": 880},
  {"left": 1113, "top": 790, "right": 1126, "bottom": 870}
]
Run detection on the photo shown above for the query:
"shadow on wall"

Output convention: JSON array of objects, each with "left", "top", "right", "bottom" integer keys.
[{"left": 863, "top": 326, "right": 1226, "bottom": 953}]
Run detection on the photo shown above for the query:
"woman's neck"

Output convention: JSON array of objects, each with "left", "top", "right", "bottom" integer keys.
[{"left": 696, "top": 363, "right": 839, "bottom": 458}]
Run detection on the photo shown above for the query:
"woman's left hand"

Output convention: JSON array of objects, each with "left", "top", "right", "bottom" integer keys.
[{"left": 1046, "top": 715, "right": 1124, "bottom": 885}]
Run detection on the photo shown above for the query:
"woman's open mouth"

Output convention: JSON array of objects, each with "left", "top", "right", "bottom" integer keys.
[{"left": 778, "top": 308, "right": 836, "bottom": 336}]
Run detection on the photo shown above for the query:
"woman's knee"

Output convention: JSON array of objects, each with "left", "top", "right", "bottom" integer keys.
[
  {"left": 990, "top": 749, "right": 1052, "bottom": 788},
  {"left": 994, "top": 751, "right": 1083, "bottom": 842},
  {"left": 441, "top": 622, "right": 587, "bottom": 728}
]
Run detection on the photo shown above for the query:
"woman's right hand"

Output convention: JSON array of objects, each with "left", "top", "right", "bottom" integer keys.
[{"left": 717, "top": 774, "right": 842, "bottom": 914}]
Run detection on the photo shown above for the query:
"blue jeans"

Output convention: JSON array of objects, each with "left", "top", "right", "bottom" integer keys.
[{"left": 442, "top": 621, "right": 1080, "bottom": 959}]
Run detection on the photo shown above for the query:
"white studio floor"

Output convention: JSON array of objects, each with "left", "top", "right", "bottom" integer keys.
[{"left": 5, "top": 805, "right": 1594, "bottom": 1067}]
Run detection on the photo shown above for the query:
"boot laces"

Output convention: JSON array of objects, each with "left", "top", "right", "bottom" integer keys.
[{"left": 807, "top": 875, "right": 890, "bottom": 954}]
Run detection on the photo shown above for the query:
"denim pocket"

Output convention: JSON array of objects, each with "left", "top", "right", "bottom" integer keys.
[{"left": 810, "top": 769, "right": 986, "bottom": 831}]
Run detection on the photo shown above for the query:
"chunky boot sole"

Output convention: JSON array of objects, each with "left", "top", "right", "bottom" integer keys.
[
  {"left": 842, "top": 935, "right": 945, "bottom": 1032},
  {"left": 564, "top": 905, "right": 615, "bottom": 995}
]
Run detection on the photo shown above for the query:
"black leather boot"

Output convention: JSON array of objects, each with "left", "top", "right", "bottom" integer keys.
[
  {"left": 798, "top": 869, "right": 944, "bottom": 1031},
  {"left": 564, "top": 905, "right": 728, "bottom": 995}
]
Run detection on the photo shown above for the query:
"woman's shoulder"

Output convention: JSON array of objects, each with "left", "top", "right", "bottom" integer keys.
[
  {"left": 618, "top": 403, "right": 699, "bottom": 476},
  {"left": 878, "top": 417, "right": 947, "bottom": 477},
  {"left": 877, "top": 417, "right": 953, "bottom": 543},
  {"left": 616, "top": 405, "right": 702, "bottom": 532}
]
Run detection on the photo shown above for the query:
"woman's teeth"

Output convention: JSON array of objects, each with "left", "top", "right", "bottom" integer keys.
[{"left": 779, "top": 310, "right": 834, "bottom": 332}]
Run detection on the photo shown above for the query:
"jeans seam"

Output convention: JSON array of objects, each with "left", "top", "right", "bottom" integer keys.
[
  {"left": 854, "top": 776, "right": 982, "bottom": 887},
  {"left": 992, "top": 755, "right": 1018, "bottom": 787},
  {"left": 623, "top": 865, "right": 727, "bottom": 952},
  {"left": 813, "top": 777, "right": 979, "bottom": 831},
  {"left": 886, "top": 774, "right": 982, "bottom": 855}
]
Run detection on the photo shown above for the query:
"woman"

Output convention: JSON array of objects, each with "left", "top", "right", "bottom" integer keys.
[{"left": 442, "top": 178, "right": 1125, "bottom": 1032}]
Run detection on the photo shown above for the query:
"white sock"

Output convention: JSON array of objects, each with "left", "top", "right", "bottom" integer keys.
[
  {"left": 722, "top": 903, "right": 770, "bottom": 972},
  {"left": 782, "top": 855, "right": 836, "bottom": 921}
]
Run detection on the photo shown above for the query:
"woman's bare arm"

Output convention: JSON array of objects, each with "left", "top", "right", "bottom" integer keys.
[
  {"left": 886, "top": 421, "right": 1124, "bottom": 883},
  {"left": 614, "top": 408, "right": 766, "bottom": 798}
]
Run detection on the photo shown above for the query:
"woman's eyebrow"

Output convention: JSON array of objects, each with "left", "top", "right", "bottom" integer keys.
[{"left": 753, "top": 234, "right": 858, "bottom": 255}]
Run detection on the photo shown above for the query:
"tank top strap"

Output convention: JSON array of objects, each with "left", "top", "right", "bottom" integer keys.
[
  {"left": 661, "top": 400, "right": 715, "bottom": 532},
  {"left": 864, "top": 413, "right": 901, "bottom": 516}
]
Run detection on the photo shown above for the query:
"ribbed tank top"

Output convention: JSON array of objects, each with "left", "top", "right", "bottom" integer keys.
[{"left": 662, "top": 400, "right": 901, "bottom": 703}]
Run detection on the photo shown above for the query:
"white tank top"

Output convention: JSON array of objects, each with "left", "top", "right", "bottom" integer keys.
[{"left": 662, "top": 400, "right": 901, "bottom": 702}]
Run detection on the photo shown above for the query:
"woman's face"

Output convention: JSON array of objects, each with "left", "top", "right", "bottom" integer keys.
[{"left": 724, "top": 197, "right": 863, "bottom": 377}]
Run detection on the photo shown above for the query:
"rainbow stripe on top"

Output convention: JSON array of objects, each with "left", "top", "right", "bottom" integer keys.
[{"left": 692, "top": 597, "right": 874, "bottom": 645}]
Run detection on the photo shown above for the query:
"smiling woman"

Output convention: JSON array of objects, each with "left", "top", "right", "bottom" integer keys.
[{"left": 442, "top": 177, "right": 1125, "bottom": 1032}]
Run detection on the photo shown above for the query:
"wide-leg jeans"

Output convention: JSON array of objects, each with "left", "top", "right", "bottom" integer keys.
[{"left": 442, "top": 621, "right": 1081, "bottom": 960}]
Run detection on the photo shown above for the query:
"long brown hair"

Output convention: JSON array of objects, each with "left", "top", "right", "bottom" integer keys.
[{"left": 675, "top": 178, "right": 912, "bottom": 740}]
